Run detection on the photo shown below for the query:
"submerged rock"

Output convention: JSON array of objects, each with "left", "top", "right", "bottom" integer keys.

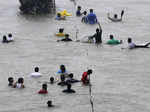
[{"left": 19, "top": 0, "right": 56, "bottom": 14}]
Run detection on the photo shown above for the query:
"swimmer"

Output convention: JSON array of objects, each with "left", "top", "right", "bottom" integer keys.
[
  {"left": 87, "top": 9, "right": 98, "bottom": 24},
  {"left": 66, "top": 73, "right": 80, "bottom": 83},
  {"left": 81, "top": 69, "right": 92, "bottom": 85},
  {"left": 62, "top": 83, "right": 76, "bottom": 93},
  {"left": 2, "top": 35, "right": 9, "bottom": 43},
  {"left": 7, "top": 33, "right": 14, "bottom": 42},
  {"left": 106, "top": 34, "right": 122, "bottom": 45},
  {"left": 55, "top": 28, "right": 65, "bottom": 37},
  {"left": 76, "top": 6, "right": 82, "bottom": 16},
  {"left": 107, "top": 10, "right": 124, "bottom": 22},
  {"left": 38, "top": 83, "right": 48, "bottom": 94},
  {"left": 57, "top": 34, "right": 72, "bottom": 42},
  {"left": 55, "top": 13, "right": 66, "bottom": 20},
  {"left": 8, "top": 77, "right": 14, "bottom": 86},
  {"left": 127, "top": 38, "right": 150, "bottom": 49},
  {"left": 30, "top": 67, "right": 42, "bottom": 77},
  {"left": 14, "top": 77, "right": 25, "bottom": 88},
  {"left": 81, "top": 11, "right": 88, "bottom": 24},
  {"left": 57, "top": 74, "right": 68, "bottom": 86},
  {"left": 47, "top": 100, "right": 54, "bottom": 107},
  {"left": 90, "top": 27, "right": 102, "bottom": 44}
]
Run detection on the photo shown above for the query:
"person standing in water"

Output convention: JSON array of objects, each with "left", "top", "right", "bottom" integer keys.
[
  {"left": 87, "top": 9, "right": 98, "bottom": 24},
  {"left": 106, "top": 34, "right": 122, "bottom": 45}
]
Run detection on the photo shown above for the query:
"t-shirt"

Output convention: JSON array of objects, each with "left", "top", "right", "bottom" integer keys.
[
  {"left": 7, "top": 37, "right": 14, "bottom": 41},
  {"left": 81, "top": 72, "right": 88, "bottom": 84},
  {"left": 128, "top": 43, "right": 136, "bottom": 49},
  {"left": 87, "top": 13, "right": 97, "bottom": 24},
  {"left": 106, "top": 39, "right": 120, "bottom": 45},
  {"left": 30, "top": 72, "right": 42, "bottom": 77},
  {"left": 38, "top": 89, "right": 48, "bottom": 94}
]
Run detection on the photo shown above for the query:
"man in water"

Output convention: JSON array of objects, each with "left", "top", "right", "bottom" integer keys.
[
  {"left": 106, "top": 34, "right": 122, "bottom": 45},
  {"left": 62, "top": 83, "right": 76, "bottom": 93},
  {"left": 87, "top": 9, "right": 97, "bottom": 24},
  {"left": 90, "top": 28, "right": 102, "bottom": 44},
  {"left": 128, "top": 38, "right": 150, "bottom": 49},
  {"left": 107, "top": 10, "right": 124, "bottom": 22},
  {"left": 57, "top": 34, "right": 72, "bottom": 42}
]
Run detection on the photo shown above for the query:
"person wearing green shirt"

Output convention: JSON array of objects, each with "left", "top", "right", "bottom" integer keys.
[{"left": 106, "top": 35, "right": 122, "bottom": 45}]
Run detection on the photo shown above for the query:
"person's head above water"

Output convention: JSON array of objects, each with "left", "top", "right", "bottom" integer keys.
[
  {"left": 110, "top": 35, "right": 114, "bottom": 39},
  {"left": 69, "top": 73, "right": 74, "bottom": 79},
  {"left": 18, "top": 77, "right": 24, "bottom": 84},
  {"left": 90, "top": 9, "right": 93, "bottom": 13},
  {"left": 34, "top": 67, "right": 39, "bottom": 72},
  {"left": 8, "top": 33, "right": 12, "bottom": 38},
  {"left": 128, "top": 38, "right": 132, "bottom": 43},
  {"left": 87, "top": 69, "right": 93, "bottom": 75},
  {"left": 47, "top": 100, "right": 53, "bottom": 107},
  {"left": 59, "top": 28, "right": 64, "bottom": 33},
  {"left": 8, "top": 77, "right": 14, "bottom": 86},
  {"left": 77, "top": 6, "right": 81, "bottom": 10},
  {"left": 50, "top": 77, "right": 54, "bottom": 84},
  {"left": 57, "top": 13, "right": 61, "bottom": 17},
  {"left": 60, "top": 64, "right": 66, "bottom": 73},
  {"left": 96, "top": 28, "right": 99, "bottom": 33},
  {"left": 114, "top": 14, "right": 118, "bottom": 19},
  {"left": 65, "top": 34, "right": 69, "bottom": 39},
  {"left": 42, "top": 83, "right": 47, "bottom": 91},
  {"left": 60, "top": 74, "right": 65, "bottom": 82},
  {"left": 83, "top": 11, "right": 87, "bottom": 15}
]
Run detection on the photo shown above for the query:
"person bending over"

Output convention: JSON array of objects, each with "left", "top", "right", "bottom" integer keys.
[{"left": 81, "top": 69, "right": 92, "bottom": 85}]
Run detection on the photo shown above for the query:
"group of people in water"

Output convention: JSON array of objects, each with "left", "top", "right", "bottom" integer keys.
[{"left": 8, "top": 65, "right": 93, "bottom": 107}]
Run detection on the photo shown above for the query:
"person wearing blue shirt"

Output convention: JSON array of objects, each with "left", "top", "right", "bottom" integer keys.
[{"left": 87, "top": 9, "right": 97, "bottom": 24}]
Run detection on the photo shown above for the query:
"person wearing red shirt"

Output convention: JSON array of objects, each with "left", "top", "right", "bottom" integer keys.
[
  {"left": 81, "top": 69, "right": 93, "bottom": 84},
  {"left": 38, "top": 83, "right": 48, "bottom": 94}
]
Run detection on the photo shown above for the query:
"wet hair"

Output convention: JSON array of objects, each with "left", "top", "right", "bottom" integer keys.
[
  {"left": 34, "top": 67, "right": 39, "bottom": 72},
  {"left": 57, "top": 13, "right": 61, "bottom": 17},
  {"left": 90, "top": 9, "right": 93, "bottom": 13},
  {"left": 8, "top": 77, "right": 14, "bottom": 86},
  {"left": 60, "top": 74, "right": 65, "bottom": 82},
  {"left": 8, "top": 33, "right": 12, "bottom": 37},
  {"left": 42, "top": 83, "right": 47, "bottom": 90},
  {"left": 59, "top": 28, "right": 64, "bottom": 33},
  {"left": 3, "top": 35, "right": 8, "bottom": 42},
  {"left": 60, "top": 65, "right": 66, "bottom": 73},
  {"left": 67, "top": 83, "right": 71, "bottom": 90},
  {"left": 114, "top": 14, "right": 118, "bottom": 19},
  {"left": 65, "top": 34, "right": 69, "bottom": 38},
  {"left": 69, "top": 73, "right": 73, "bottom": 78},
  {"left": 50, "top": 77, "right": 54, "bottom": 83},
  {"left": 47, "top": 100, "right": 53, "bottom": 107},
  {"left": 18, "top": 77, "right": 24, "bottom": 84},
  {"left": 77, "top": 6, "right": 81, "bottom": 10},
  {"left": 96, "top": 28, "right": 99, "bottom": 32},
  {"left": 83, "top": 11, "right": 87, "bottom": 15},
  {"left": 87, "top": 69, "right": 93, "bottom": 74},
  {"left": 110, "top": 35, "right": 114, "bottom": 39},
  {"left": 128, "top": 38, "right": 132, "bottom": 43}
]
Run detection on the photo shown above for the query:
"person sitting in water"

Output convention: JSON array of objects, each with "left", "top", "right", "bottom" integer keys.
[
  {"left": 106, "top": 34, "right": 122, "bottom": 45},
  {"left": 127, "top": 38, "right": 150, "bottom": 49},
  {"left": 107, "top": 10, "right": 124, "bottom": 22},
  {"left": 2, "top": 35, "right": 9, "bottom": 43},
  {"left": 90, "top": 28, "right": 102, "bottom": 44},
  {"left": 66, "top": 73, "right": 80, "bottom": 83},
  {"left": 55, "top": 28, "right": 65, "bottom": 37},
  {"left": 55, "top": 13, "right": 66, "bottom": 20},
  {"left": 7, "top": 33, "right": 14, "bottom": 42},
  {"left": 38, "top": 83, "right": 48, "bottom": 94},
  {"left": 87, "top": 9, "right": 98, "bottom": 24},
  {"left": 30, "top": 67, "right": 42, "bottom": 77},
  {"left": 8, "top": 77, "right": 14, "bottom": 86},
  {"left": 76, "top": 6, "right": 82, "bottom": 16},
  {"left": 13, "top": 77, "right": 25, "bottom": 88},
  {"left": 81, "top": 69, "right": 92, "bottom": 85},
  {"left": 62, "top": 83, "right": 76, "bottom": 93},
  {"left": 81, "top": 11, "right": 88, "bottom": 24},
  {"left": 47, "top": 100, "right": 54, "bottom": 107},
  {"left": 57, "top": 34, "right": 72, "bottom": 42},
  {"left": 57, "top": 74, "right": 68, "bottom": 86}
]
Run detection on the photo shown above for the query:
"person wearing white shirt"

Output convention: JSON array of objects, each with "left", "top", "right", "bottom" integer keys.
[
  {"left": 7, "top": 33, "right": 14, "bottom": 42},
  {"left": 30, "top": 67, "right": 42, "bottom": 77}
]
